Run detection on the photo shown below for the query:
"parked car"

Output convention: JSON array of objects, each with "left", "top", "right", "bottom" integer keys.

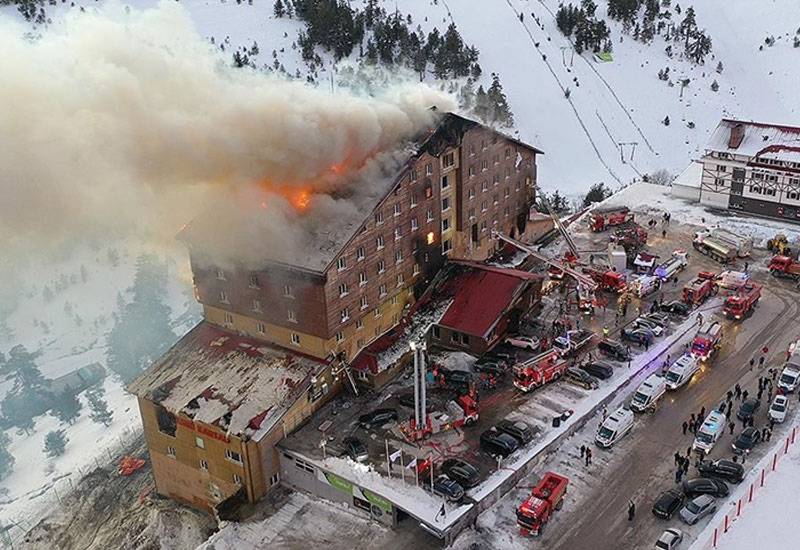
[
  {"left": 474, "top": 361, "right": 507, "bottom": 378},
  {"left": 681, "top": 478, "right": 729, "bottom": 499},
  {"left": 697, "top": 460, "right": 744, "bottom": 484},
  {"left": 343, "top": 437, "right": 368, "bottom": 462},
  {"left": 564, "top": 367, "right": 600, "bottom": 389},
  {"left": 398, "top": 392, "right": 416, "bottom": 408},
  {"left": 441, "top": 369, "right": 474, "bottom": 390},
  {"left": 621, "top": 326, "right": 655, "bottom": 346},
  {"left": 441, "top": 458, "right": 481, "bottom": 488},
  {"left": 736, "top": 398, "right": 761, "bottom": 421},
  {"left": 497, "top": 419, "right": 535, "bottom": 445},
  {"left": 660, "top": 300, "right": 692, "bottom": 316},
  {"left": 655, "top": 528, "right": 684, "bottom": 550},
  {"left": 652, "top": 489, "right": 685, "bottom": 519},
  {"left": 769, "top": 395, "right": 789, "bottom": 423},
  {"left": 358, "top": 408, "right": 398, "bottom": 430},
  {"left": 643, "top": 312, "right": 671, "bottom": 328},
  {"left": 732, "top": 426, "right": 762, "bottom": 454},
  {"left": 634, "top": 317, "right": 665, "bottom": 336},
  {"left": 679, "top": 495, "right": 717, "bottom": 525},
  {"left": 597, "top": 338, "right": 631, "bottom": 361},
  {"left": 579, "top": 361, "right": 615, "bottom": 380},
  {"left": 480, "top": 429, "right": 520, "bottom": 458},
  {"left": 424, "top": 475, "right": 464, "bottom": 503},
  {"left": 505, "top": 335, "right": 540, "bottom": 351}
]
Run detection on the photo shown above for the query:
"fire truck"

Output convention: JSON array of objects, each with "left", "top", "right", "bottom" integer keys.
[
  {"left": 768, "top": 255, "right": 800, "bottom": 279},
  {"left": 582, "top": 266, "right": 627, "bottom": 293},
  {"left": 723, "top": 282, "right": 762, "bottom": 320},
  {"left": 691, "top": 321, "right": 723, "bottom": 361},
  {"left": 588, "top": 207, "right": 634, "bottom": 232},
  {"left": 516, "top": 472, "right": 569, "bottom": 536},
  {"left": 513, "top": 349, "right": 568, "bottom": 392},
  {"left": 692, "top": 233, "right": 737, "bottom": 264},
  {"left": 682, "top": 272, "right": 719, "bottom": 305},
  {"left": 402, "top": 345, "right": 479, "bottom": 442},
  {"left": 553, "top": 329, "right": 595, "bottom": 357}
]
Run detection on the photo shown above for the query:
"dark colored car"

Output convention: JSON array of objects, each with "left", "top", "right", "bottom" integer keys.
[
  {"left": 621, "top": 327, "right": 654, "bottom": 346},
  {"left": 343, "top": 437, "right": 368, "bottom": 462},
  {"left": 424, "top": 475, "right": 464, "bottom": 502},
  {"left": 697, "top": 459, "right": 745, "bottom": 484},
  {"left": 441, "top": 458, "right": 481, "bottom": 488},
  {"left": 358, "top": 408, "right": 398, "bottom": 430},
  {"left": 682, "top": 477, "right": 729, "bottom": 498},
  {"left": 736, "top": 398, "right": 761, "bottom": 421},
  {"left": 579, "top": 361, "right": 614, "bottom": 380},
  {"left": 643, "top": 312, "right": 671, "bottom": 328},
  {"left": 442, "top": 369, "right": 474, "bottom": 390},
  {"left": 480, "top": 429, "right": 520, "bottom": 458},
  {"left": 660, "top": 300, "right": 692, "bottom": 316},
  {"left": 497, "top": 419, "right": 534, "bottom": 445},
  {"left": 733, "top": 426, "right": 762, "bottom": 454},
  {"left": 474, "top": 361, "right": 506, "bottom": 378},
  {"left": 652, "top": 489, "right": 685, "bottom": 519},
  {"left": 398, "top": 392, "right": 416, "bottom": 408},
  {"left": 597, "top": 338, "right": 631, "bottom": 361},
  {"left": 564, "top": 367, "right": 600, "bottom": 389}
]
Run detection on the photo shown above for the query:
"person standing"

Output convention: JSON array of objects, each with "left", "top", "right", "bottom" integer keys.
[
  {"left": 580, "top": 445, "right": 586, "bottom": 459},
  {"left": 729, "top": 421, "right": 735, "bottom": 435},
  {"left": 699, "top": 406, "right": 706, "bottom": 420},
  {"left": 628, "top": 500, "right": 636, "bottom": 521},
  {"left": 682, "top": 421, "right": 688, "bottom": 435},
  {"left": 586, "top": 448, "right": 593, "bottom": 465},
  {"left": 742, "top": 390, "right": 749, "bottom": 401},
  {"left": 735, "top": 384, "right": 742, "bottom": 399}
]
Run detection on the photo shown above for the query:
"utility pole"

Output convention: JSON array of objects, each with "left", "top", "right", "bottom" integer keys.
[
  {"left": 617, "top": 142, "right": 638, "bottom": 164},
  {"left": 559, "top": 46, "right": 568, "bottom": 66}
]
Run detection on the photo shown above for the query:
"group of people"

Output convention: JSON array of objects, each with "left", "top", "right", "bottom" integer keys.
[
  {"left": 672, "top": 451, "right": 691, "bottom": 482},
  {"left": 682, "top": 405, "right": 710, "bottom": 435},
  {"left": 579, "top": 445, "right": 593, "bottom": 466}
]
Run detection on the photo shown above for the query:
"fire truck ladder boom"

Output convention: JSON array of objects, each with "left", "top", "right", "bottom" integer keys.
[{"left": 536, "top": 186, "right": 580, "bottom": 260}]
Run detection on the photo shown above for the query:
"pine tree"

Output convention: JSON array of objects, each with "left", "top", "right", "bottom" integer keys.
[
  {"left": 0, "top": 432, "right": 13, "bottom": 481},
  {"left": 44, "top": 430, "right": 67, "bottom": 458},
  {"left": 50, "top": 390, "right": 82, "bottom": 425},
  {"left": 87, "top": 388, "right": 114, "bottom": 427},
  {"left": 710, "top": 79, "right": 719, "bottom": 92},
  {"left": 273, "top": 0, "right": 285, "bottom": 18},
  {"left": 486, "top": 74, "right": 515, "bottom": 128},
  {"left": 680, "top": 6, "right": 697, "bottom": 49},
  {"left": 716, "top": 61, "right": 724, "bottom": 73},
  {"left": 582, "top": 182, "right": 612, "bottom": 207}
]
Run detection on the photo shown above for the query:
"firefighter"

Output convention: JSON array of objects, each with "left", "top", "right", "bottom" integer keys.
[{"left": 602, "top": 326, "right": 609, "bottom": 338}]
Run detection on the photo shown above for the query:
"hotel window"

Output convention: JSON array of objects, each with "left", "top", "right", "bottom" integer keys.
[
  {"left": 390, "top": 295, "right": 398, "bottom": 305},
  {"left": 395, "top": 250, "right": 403, "bottom": 263},
  {"left": 505, "top": 147, "right": 511, "bottom": 158},
  {"left": 252, "top": 299, "right": 262, "bottom": 312},
  {"left": 270, "top": 473, "right": 280, "bottom": 486},
  {"left": 424, "top": 182, "right": 433, "bottom": 198},
  {"left": 233, "top": 474, "right": 243, "bottom": 485},
  {"left": 166, "top": 446, "right": 176, "bottom": 458},
  {"left": 376, "top": 235, "right": 385, "bottom": 249},
  {"left": 469, "top": 143, "right": 475, "bottom": 156},
  {"left": 426, "top": 209, "right": 434, "bottom": 222},
  {"left": 505, "top": 167, "right": 511, "bottom": 179},
  {"left": 248, "top": 273, "right": 260, "bottom": 288},
  {"left": 504, "top": 206, "right": 510, "bottom": 217},
  {"left": 441, "top": 175, "right": 450, "bottom": 190},
  {"left": 379, "top": 284, "right": 387, "bottom": 297},
  {"left": 360, "top": 296, "right": 369, "bottom": 310},
  {"left": 394, "top": 227, "right": 402, "bottom": 241},
  {"left": 411, "top": 169, "right": 418, "bottom": 181},
  {"left": 443, "top": 239, "right": 452, "bottom": 254},
  {"left": 515, "top": 180, "right": 521, "bottom": 191},
  {"left": 504, "top": 187, "right": 510, "bottom": 198},
  {"left": 469, "top": 187, "right": 476, "bottom": 199},
  {"left": 291, "top": 333, "right": 301, "bottom": 345},
  {"left": 411, "top": 217, "right": 419, "bottom": 231},
  {"left": 425, "top": 162, "right": 433, "bottom": 175},
  {"left": 480, "top": 221, "right": 487, "bottom": 232},
  {"left": 411, "top": 193, "right": 419, "bottom": 207},
  {"left": 335, "top": 332, "right": 344, "bottom": 342},
  {"left": 481, "top": 160, "right": 488, "bottom": 171},
  {"left": 284, "top": 284, "right": 294, "bottom": 298},
  {"left": 394, "top": 203, "right": 402, "bottom": 216},
  {"left": 396, "top": 274, "right": 404, "bottom": 287},
  {"left": 219, "top": 291, "right": 229, "bottom": 304},
  {"left": 493, "top": 193, "right": 499, "bottom": 205},
  {"left": 224, "top": 312, "right": 234, "bottom": 325},
  {"left": 356, "top": 246, "right": 365, "bottom": 261},
  {"left": 426, "top": 232, "right": 435, "bottom": 245},
  {"left": 200, "top": 459, "right": 209, "bottom": 471},
  {"left": 359, "top": 271, "right": 368, "bottom": 285},
  {"left": 377, "top": 259, "right": 385, "bottom": 274},
  {"left": 481, "top": 201, "right": 488, "bottom": 212},
  {"left": 257, "top": 322, "right": 266, "bottom": 334},
  {"left": 287, "top": 309, "right": 297, "bottom": 323},
  {"left": 442, "top": 197, "right": 450, "bottom": 211},
  {"left": 337, "top": 257, "right": 347, "bottom": 271},
  {"left": 481, "top": 139, "right": 487, "bottom": 150},
  {"left": 356, "top": 318, "right": 363, "bottom": 329},
  {"left": 413, "top": 264, "right": 420, "bottom": 276},
  {"left": 442, "top": 217, "right": 451, "bottom": 232},
  {"left": 357, "top": 338, "right": 365, "bottom": 348},
  {"left": 788, "top": 191, "right": 799, "bottom": 200},
  {"left": 493, "top": 154, "right": 499, "bottom": 165},
  {"left": 443, "top": 152, "right": 455, "bottom": 168},
  {"left": 225, "top": 449, "right": 243, "bottom": 464},
  {"left": 216, "top": 268, "right": 226, "bottom": 280},
  {"left": 481, "top": 181, "right": 488, "bottom": 192},
  {"left": 374, "top": 307, "right": 381, "bottom": 318},
  {"left": 468, "top": 165, "right": 476, "bottom": 177},
  {"left": 195, "top": 437, "right": 205, "bottom": 449},
  {"left": 375, "top": 211, "right": 384, "bottom": 225},
  {"left": 338, "top": 283, "right": 349, "bottom": 297},
  {"left": 340, "top": 308, "right": 350, "bottom": 323},
  {"left": 468, "top": 207, "right": 475, "bottom": 219},
  {"left": 717, "top": 164, "right": 727, "bottom": 172},
  {"left": 493, "top": 173, "right": 500, "bottom": 185}
]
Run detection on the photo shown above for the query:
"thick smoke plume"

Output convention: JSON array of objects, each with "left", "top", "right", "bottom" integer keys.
[{"left": 0, "top": 1, "right": 455, "bottom": 262}]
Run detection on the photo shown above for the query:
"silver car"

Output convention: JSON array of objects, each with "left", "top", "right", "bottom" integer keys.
[
  {"left": 655, "top": 528, "right": 683, "bottom": 550},
  {"left": 679, "top": 494, "right": 717, "bottom": 525}
]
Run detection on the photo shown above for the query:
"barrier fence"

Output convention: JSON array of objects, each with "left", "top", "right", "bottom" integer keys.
[{"left": 696, "top": 425, "right": 798, "bottom": 550}]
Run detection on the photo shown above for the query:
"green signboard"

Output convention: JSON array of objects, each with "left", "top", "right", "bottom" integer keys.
[
  {"left": 325, "top": 472, "right": 353, "bottom": 494},
  {"left": 362, "top": 488, "right": 392, "bottom": 513}
]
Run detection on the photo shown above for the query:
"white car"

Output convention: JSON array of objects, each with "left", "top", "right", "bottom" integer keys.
[
  {"left": 505, "top": 335, "right": 540, "bottom": 351},
  {"left": 769, "top": 395, "right": 789, "bottom": 423},
  {"left": 655, "top": 528, "right": 683, "bottom": 550},
  {"left": 634, "top": 317, "right": 664, "bottom": 337}
]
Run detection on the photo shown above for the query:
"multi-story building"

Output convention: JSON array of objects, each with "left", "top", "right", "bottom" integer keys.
[
  {"left": 694, "top": 118, "right": 800, "bottom": 221},
  {"left": 185, "top": 113, "right": 543, "bottom": 364}
]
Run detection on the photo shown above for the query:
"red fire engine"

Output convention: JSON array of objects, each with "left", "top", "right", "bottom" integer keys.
[
  {"left": 516, "top": 472, "right": 569, "bottom": 536},
  {"left": 768, "top": 255, "right": 800, "bottom": 279},
  {"left": 581, "top": 266, "right": 627, "bottom": 293},
  {"left": 691, "top": 321, "right": 723, "bottom": 361},
  {"left": 682, "top": 273, "right": 719, "bottom": 305},
  {"left": 723, "top": 282, "right": 762, "bottom": 320},
  {"left": 512, "top": 349, "right": 568, "bottom": 392},
  {"left": 588, "top": 207, "right": 634, "bottom": 232}
]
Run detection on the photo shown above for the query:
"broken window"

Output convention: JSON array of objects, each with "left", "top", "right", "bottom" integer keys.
[
  {"left": 225, "top": 449, "right": 243, "bottom": 464},
  {"left": 156, "top": 405, "right": 177, "bottom": 437},
  {"left": 248, "top": 273, "right": 260, "bottom": 288}
]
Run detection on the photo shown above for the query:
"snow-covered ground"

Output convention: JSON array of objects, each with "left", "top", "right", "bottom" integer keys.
[{"left": 0, "top": 242, "right": 200, "bottom": 537}]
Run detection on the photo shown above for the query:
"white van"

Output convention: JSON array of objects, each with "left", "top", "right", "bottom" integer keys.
[
  {"left": 630, "top": 374, "right": 667, "bottom": 413},
  {"left": 631, "top": 275, "right": 661, "bottom": 298},
  {"left": 692, "top": 411, "right": 727, "bottom": 455},
  {"left": 595, "top": 407, "right": 634, "bottom": 448},
  {"left": 778, "top": 366, "right": 800, "bottom": 394},
  {"left": 716, "top": 270, "right": 749, "bottom": 290},
  {"left": 665, "top": 354, "right": 700, "bottom": 390}
]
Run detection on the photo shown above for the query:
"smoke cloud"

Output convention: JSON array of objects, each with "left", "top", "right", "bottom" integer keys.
[{"left": 0, "top": 1, "right": 455, "bottom": 263}]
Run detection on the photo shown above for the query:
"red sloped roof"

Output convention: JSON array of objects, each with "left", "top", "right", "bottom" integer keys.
[{"left": 438, "top": 268, "right": 529, "bottom": 338}]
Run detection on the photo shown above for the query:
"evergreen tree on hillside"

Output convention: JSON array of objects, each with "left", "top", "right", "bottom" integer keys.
[
  {"left": 44, "top": 430, "right": 67, "bottom": 458},
  {"left": 0, "top": 432, "right": 14, "bottom": 481},
  {"left": 273, "top": 0, "right": 285, "bottom": 18},
  {"left": 582, "top": 182, "right": 612, "bottom": 207},
  {"left": 679, "top": 6, "right": 697, "bottom": 48},
  {"left": 486, "top": 74, "right": 514, "bottom": 128},
  {"left": 50, "top": 390, "right": 82, "bottom": 425},
  {"left": 1, "top": 345, "right": 52, "bottom": 433}
]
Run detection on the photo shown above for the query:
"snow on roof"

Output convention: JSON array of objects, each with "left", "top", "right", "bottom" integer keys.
[
  {"left": 437, "top": 262, "right": 540, "bottom": 339},
  {"left": 673, "top": 161, "right": 703, "bottom": 189},
  {"left": 706, "top": 119, "right": 800, "bottom": 159},
  {"left": 128, "top": 322, "right": 327, "bottom": 441}
]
